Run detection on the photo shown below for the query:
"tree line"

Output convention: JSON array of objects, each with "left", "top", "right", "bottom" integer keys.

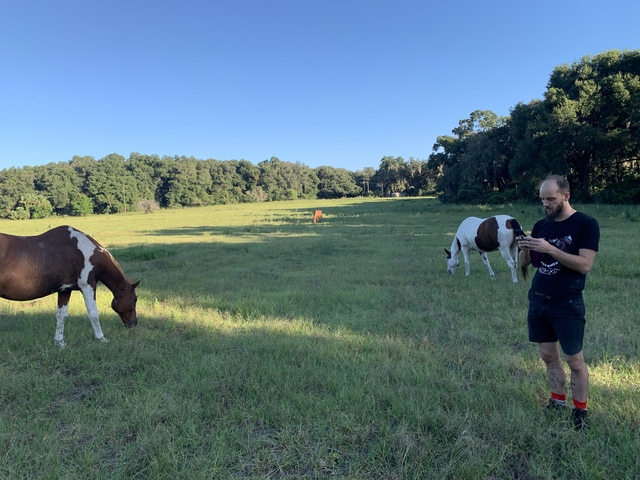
[
  {"left": 0, "top": 153, "right": 438, "bottom": 219},
  {"left": 428, "top": 49, "right": 640, "bottom": 204},
  {"left": 0, "top": 155, "right": 361, "bottom": 219},
  {"left": 1, "top": 49, "right": 639, "bottom": 219}
]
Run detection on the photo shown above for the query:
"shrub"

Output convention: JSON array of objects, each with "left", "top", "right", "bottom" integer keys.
[
  {"left": 16, "top": 194, "right": 53, "bottom": 219},
  {"left": 593, "top": 179, "right": 640, "bottom": 204},
  {"left": 453, "top": 183, "right": 482, "bottom": 204},
  {"left": 70, "top": 194, "right": 94, "bottom": 216},
  {"left": 483, "top": 192, "right": 506, "bottom": 205},
  {"left": 9, "top": 207, "right": 29, "bottom": 220},
  {"left": 137, "top": 199, "right": 160, "bottom": 213}
]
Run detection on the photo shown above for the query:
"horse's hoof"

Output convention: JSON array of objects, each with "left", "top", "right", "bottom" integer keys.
[
  {"left": 55, "top": 341, "right": 66, "bottom": 349},
  {"left": 97, "top": 337, "right": 109, "bottom": 343}
]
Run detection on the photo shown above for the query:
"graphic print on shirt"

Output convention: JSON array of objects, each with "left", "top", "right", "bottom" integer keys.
[{"left": 538, "top": 235, "right": 573, "bottom": 276}]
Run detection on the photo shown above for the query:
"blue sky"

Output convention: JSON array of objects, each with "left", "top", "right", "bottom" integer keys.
[{"left": 1, "top": 1, "right": 638, "bottom": 172}]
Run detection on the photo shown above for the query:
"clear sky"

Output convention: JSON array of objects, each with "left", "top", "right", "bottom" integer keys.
[{"left": 1, "top": 1, "right": 638, "bottom": 172}]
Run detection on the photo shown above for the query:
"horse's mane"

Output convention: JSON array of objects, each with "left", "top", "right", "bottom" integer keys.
[
  {"left": 104, "top": 248, "right": 134, "bottom": 286},
  {"left": 86, "top": 230, "right": 132, "bottom": 288}
]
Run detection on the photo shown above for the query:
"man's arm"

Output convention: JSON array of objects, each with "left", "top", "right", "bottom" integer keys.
[{"left": 518, "top": 236, "right": 596, "bottom": 274}]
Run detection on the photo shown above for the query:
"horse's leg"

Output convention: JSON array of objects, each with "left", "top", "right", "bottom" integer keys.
[
  {"left": 479, "top": 252, "right": 496, "bottom": 280},
  {"left": 55, "top": 291, "right": 72, "bottom": 349},
  {"left": 499, "top": 245, "right": 518, "bottom": 283},
  {"left": 80, "top": 285, "right": 108, "bottom": 343},
  {"left": 461, "top": 247, "right": 472, "bottom": 277}
]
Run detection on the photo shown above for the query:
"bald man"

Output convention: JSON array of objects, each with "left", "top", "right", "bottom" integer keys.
[{"left": 518, "top": 175, "right": 600, "bottom": 432}]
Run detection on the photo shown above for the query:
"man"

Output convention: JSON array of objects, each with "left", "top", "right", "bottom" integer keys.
[{"left": 518, "top": 175, "right": 600, "bottom": 431}]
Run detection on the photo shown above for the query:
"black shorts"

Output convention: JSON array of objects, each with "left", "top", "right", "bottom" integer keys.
[{"left": 527, "top": 290, "right": 586, "bottom": 356}]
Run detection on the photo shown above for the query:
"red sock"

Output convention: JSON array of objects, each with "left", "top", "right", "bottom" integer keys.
[
  {"left": 573, "top": 399, "right": 587, "bottom": 410},
  {"left": 551, "top": 392, "right": 567, "bottom": 402}
]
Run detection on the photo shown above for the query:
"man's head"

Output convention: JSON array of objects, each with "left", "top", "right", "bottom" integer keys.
[{"left": 539, "top": 175, "right": 570, "bottom": 221}]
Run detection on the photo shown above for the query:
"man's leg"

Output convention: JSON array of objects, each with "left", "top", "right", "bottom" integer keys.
[
  {"left": 565, "top": 350, "right": 588, "bottom": 403},
  {"left": 566, "top": 350, "right": 589, "bottom": 430},
  {"left": 538, "top": 342, "right": 566, "bottom": 396}
]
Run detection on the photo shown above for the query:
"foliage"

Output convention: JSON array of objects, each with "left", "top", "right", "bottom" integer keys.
[
  {"left": 8, "top": 207, "right": 29, "bottom": 220},
  {"left": 69, "top": 194, "right": 94, "bottom": 216},
  {"left": 16, "top": 193, "right": 53, "bottom": 219},
  {"left": 137, "top": 199, "right": 160, "bottom": 213},
  {"left": 432, "top": 49, "right": 640, "bottom": 204},
  {"left": 592, "top": 177, "right": 640, "bottom": 204},
  {"left": 316, "top": 165, "right": 362, "bottom": 198}
]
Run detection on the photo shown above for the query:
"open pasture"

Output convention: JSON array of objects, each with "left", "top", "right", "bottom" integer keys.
[{"left": 1, "top": 198, "right": 639, "bottom": 479}]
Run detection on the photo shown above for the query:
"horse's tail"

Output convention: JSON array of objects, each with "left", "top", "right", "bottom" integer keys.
[
  {"left": 510, "top": 218, "right": 524, "bottom": 239},
  {"left": 520, "top": 261, "right": 529, "bottom": 281},
  {"left": 510, "top": 218, "right": 529, "bottom": 281}
]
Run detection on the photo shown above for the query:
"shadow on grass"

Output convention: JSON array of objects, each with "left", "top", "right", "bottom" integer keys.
[{"left": 1, "top": 296, "right": 638, "bottom": 479}]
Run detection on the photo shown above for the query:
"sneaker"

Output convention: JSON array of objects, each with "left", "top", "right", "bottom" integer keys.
[
  {"left": 546, "top": 398, "right": 568, "bottom": 412},
  {"left": 572, "top": 408, "right": 588, "bottom": 432}
]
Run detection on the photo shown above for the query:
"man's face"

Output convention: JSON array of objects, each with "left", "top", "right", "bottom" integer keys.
[{"left": 539, "top": 181, "right": 567, "bottom": 220}]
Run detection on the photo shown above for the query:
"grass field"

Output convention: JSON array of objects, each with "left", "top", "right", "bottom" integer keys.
[{"left": 1, "top": 198, "right": 639, "bottom": 479}]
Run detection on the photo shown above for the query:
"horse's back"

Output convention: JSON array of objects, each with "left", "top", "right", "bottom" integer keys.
[
  {"left": 0, "top": 226, "right": 87, "bottom": 301},
  {"left": 455, "top": 217, "right": 484, "bottom": 240},
  {"left": 456, "top": 216, "right": 482, "bottom": 231},
  {"left": 457, "top": 215, "right": 513, "bottom": 252}
]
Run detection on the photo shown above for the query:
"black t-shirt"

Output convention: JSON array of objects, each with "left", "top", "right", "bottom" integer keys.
[{"left": 530, "top": 211, "right": 600, "bottom": 297}]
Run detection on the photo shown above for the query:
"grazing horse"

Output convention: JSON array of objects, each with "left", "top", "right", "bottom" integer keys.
[
  {"left": 444, "top": 215, "right": 527, "bottom": 283},
  {"left": 313, "top": 209, "right": 323, "bottom": 223},
  {"left": 0, "top": 226, "right": 140, "bottom": 348}
]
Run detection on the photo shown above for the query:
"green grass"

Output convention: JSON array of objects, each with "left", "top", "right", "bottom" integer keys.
[{"left": 1, "top": 198, "right": 639, "bottom": 479}]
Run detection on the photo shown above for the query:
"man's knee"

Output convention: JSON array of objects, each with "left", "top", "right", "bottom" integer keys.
[
  {"left": 565, "top": 352, "right": 587, "bottom": 372},
  {"left": 538, "top": 342, "right": 561, "bottom": 364}
]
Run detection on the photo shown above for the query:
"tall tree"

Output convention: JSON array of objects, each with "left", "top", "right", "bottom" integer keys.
[
  {"left": 163, "top": 156, "right": 210, "bottom": 208},
  {"left": 258, "top": 157, "right": 318, "bottom": 201},
  {"left": 315, "top": 166, "right": 361, "bottom": 198},
  {"left": 508, "top": 100, "right": 553, "bottom": 199},
  {"left": 543, "top": 50, "right": 640, "bottom": 200},
  {"left": 0, "top": 167, "right": 36, "bottom": 217},
  {"left": 33, "top": 162, "right": 82, "bottom": 215},
  {"left": 373, "top": 156, "right": 407, "bottom": 195},
  {"left": 353, "top": 167, "right": 377, "bottom": 195},
  {"left": 127, "top": 153, "right": 164, "bottom": 204},
  {"left": 428, "top": 110, "right": 505, "bottom": 202},
  {"left": 86, "top": 154, "right": 139, "bottom": 213}
]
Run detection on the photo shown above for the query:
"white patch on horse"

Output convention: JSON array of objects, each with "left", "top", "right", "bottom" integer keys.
[
  {"left": 67, "top": 227, "right": 108, "bottom": 342},
  {"left": 55, "top": 304, "right": 68, "bottom": 349},
  {"left": 68, "top": 227, "right": 97, "bottom": 286}
]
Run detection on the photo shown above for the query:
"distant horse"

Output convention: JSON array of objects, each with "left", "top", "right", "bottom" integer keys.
[
  {"left": 444, "top": 215, "right": 527, "bottom": 283},
  {"left": 0, "top": 226, "right": 140, "bottom": 348},
  {"left": 313, "top": 210, "right": 323, "bottom": 223}
]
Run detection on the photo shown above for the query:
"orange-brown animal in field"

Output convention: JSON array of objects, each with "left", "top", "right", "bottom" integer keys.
[{"left": 312, "top": 210, "right": 323, "bottom": 223}]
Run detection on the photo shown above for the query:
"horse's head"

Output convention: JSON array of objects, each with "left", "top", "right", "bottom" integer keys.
[
  {"left": 444, "top": 248, "right": 459, "bottom": 274},
  {"left": 111, "top": 280, "right": 140, "bottom": 327}
]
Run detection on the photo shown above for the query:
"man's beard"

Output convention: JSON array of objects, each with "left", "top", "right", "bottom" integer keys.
[{"left": 544, "top": 201, "right": 564, "bottom": 220}]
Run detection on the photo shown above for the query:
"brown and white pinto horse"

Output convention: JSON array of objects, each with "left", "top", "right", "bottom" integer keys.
[
  {"left": 0, "top": 226, "right": 139, "bottom": 348},
  {"left": 444, "top": 215, "right": 527, "bottom": 283}
]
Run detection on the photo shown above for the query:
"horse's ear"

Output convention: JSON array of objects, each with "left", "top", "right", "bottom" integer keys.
[
  {"left": 444, "top": 248, "right": 451, "bottom": 259},
  {"left": 131, "top": 280, "right": 140, "bottom": 289}
]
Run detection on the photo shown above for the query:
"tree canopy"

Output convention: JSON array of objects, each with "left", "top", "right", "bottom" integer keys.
[{"left": 432, "top": 49, "right": 640, "bottom": 204}]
